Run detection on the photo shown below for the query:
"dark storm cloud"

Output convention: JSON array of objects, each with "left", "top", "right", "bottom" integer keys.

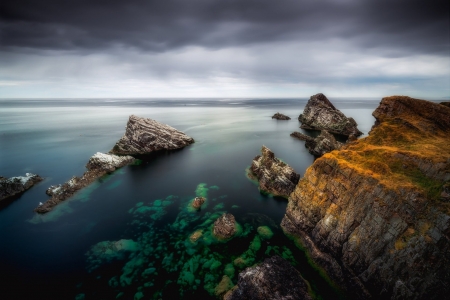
[{"left": 1, "top": 0, "right": 448, "bottom": 55}]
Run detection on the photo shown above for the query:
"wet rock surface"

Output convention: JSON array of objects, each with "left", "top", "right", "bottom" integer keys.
[
  {"left": 0, "top": 173, "right": 43, "bottom": 201},
  {"left": 272, "top": 112, "right": 291, "bottom": 120},
  {"left": 224, "top": 256, "right": 312, "bottom": 300},
  {"left": 35, "top": 153, "right": 135, "bottom": 213},
  {"left": 249, "top": 146, "right": 300, "bottom": 198},
  {"left": 283, "top": 96, "right": 450, "bottom": 299},
  {"left": 291, "top": 130, "right": 343, "bottom": 157},
  {"left": 213, "top": 213, "right": 237, "bottom": 239},
  {"left": 298, "top": 93, "right": 362, "bottom": 137},
  {"left": 110, "top": 115, "right": 194, "bottom": 155}
]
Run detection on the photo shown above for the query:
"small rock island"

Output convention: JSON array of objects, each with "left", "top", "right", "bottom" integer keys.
[
  {"left": 0, "top": 173, "right": 43, "bottom": 202},
  {"left": 271, "top": 112, "right": 290, "bottom": 120},
  {"left": 213, "top": 213, "right": 237, "bottom": 239}
]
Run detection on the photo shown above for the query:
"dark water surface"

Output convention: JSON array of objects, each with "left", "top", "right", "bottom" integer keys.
[{"left": 0, "top": 98, "right": 378, "bottom": 299}]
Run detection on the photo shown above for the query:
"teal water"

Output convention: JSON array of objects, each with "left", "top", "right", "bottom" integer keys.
[{"left": 0, "top": 98, "right": 378, "bottom": 299}]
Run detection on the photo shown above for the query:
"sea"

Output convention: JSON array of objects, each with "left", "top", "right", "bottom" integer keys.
[{"left": 0, "top": 98, "right": 380, "bottom": 300}]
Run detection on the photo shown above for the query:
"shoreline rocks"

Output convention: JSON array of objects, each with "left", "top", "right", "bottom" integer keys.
[
  {"left": 110, "top": 115, "right": 194, "bottom": 155},
  {"left": 298, "top": 93, "right": 362, "bottom": 137},
  {"left": 0, "top": 173, "right": 43, "bottom": 201},
  {"left": 272, "top": 112, "right": 291, "bottom": 120},
  {"left": 249, "top": 146, "right": 300, "bottom": 198},
  {"left": 213, "top": 213, "right": 237, "bottom": 239},
  {"left": 291, "top": 130, "right": 343, "bottom": 157},
  {"left": 35, "top": 153, "right": 135, "bottom": 214}
]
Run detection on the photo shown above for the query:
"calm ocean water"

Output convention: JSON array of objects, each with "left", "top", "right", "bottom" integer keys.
[{"left": 0, "top": 98, "right": 379, "bottom": 299}]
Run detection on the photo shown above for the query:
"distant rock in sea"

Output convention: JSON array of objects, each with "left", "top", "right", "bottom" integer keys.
[
  {"left": 249, "top": 146, "right": 300, "bottom": 198},
  {"left": 298, "top": 93, "right": 362, "bottom": 137},
  {"left": 271, "top": 112, "right": 291, "bottom": 120},
  {"left": 110, "top": 115, "right": 195, "bottom": 155},
  {"left": 35, "top": 153, "right": 135, "bottom": 213},
  {"left": 213, "top": 213, "right": 237, "bottom": 239},
  {"left": 291, "top": 130, "right": 343, "bottom": 157},
  {"left": 191, "top": 196, "right": 205, "bottom": 209},
  {"left": 0, "top": 173, "right": 43, "bottom": 201},
  {"left": 224, "top": 256, "right": 312, "bottom": 300}
]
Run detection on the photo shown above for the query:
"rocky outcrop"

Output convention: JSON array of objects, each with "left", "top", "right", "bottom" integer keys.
[
  {"left": 282, "top": 96, "right": 450, "bottom": 299},
  {"left": 291, "top": 130, "right": 343, "bottom": 157},
  {"left": 224, "top": 256, "right": 312, "bottom": 300},
  {"left": 192, "top": 197, "right": 205, "bottom": 209},
  {"left": 213, "top": 213, "right": 237, "bottom": 239},
  {"left": 249, "top": 146, "right": 300, "bottom": 198},
  {"left": 272, "top": 112, "right": 291, "bottom": 120},
  {"left": 110, "top": 115, "right": 194, "bottom": 155},
  {"left": 0, "top": 173, "right": 43, "bottom": 201},
  {"left": 298, "top": 93, "right": 362, "bottom": 137},
  {"left": 35, "top": 153, "right": 135, "bottom": 213},
  {"left": 440, "top": 101, "right": 450, "bottom": 108}
]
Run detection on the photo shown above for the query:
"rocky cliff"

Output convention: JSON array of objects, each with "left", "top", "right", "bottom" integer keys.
[
  {"left": 35, "top": 153, "right": 135, "bottom": 213},
  {"left": 110, "top": 115, "right": 194, "bottom": 155},
  {"left": 282, "top": 96, "right": 450, "bottom": 299},
  {"left": 299, "top": 93, "right": 362, "bottom": 137},
  {"left": 291, "top": 130, "right": 343, "bottom": 157},
  {"left": 0, "top": 173, "right": 43, "bottom": 201}
]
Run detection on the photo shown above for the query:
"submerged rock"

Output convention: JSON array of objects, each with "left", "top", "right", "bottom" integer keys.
[
  {"left": 224, "top": 256, "right": 312, "bottom": 300},
  {"left": 249, "top": 146, "right": 300, "bottom": 198},
  {"left": 110, "top": 115, "right": 194, "bottom": 155},
  {"left": 283, "top": 96, "right": 450, "bottom": 299},
  {"left": 298, "top": 93, "right": 362, "bottom": 137},
  {"left": 213, "top": 213, "right": 237, "bottom": 239},
  {"left": 291, "top": 130, "right": 343, "bottom": 157},
  {"left": 272, "top": 112, "right": 291, "bottom": 120},
  {"left": 35, "top": 153, "right": 135, "bottom": 213},
  {"left": 0, "top": 173, "right": 43, "bottom": 201},
  {"left": 192, "top": 197, "right": 205, "bottom": 209}
]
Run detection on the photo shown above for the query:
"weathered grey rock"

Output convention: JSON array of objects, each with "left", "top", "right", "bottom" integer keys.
[
  {"left": 213, "top": 213, "right": 237, "bottom": 239},
  {"left": 224, "top": 256, "right": 313, "bottom": 300},
  {"left": 272, "top": 112, "right": 291, "bottom": 120},
  {"left": 249, "top": 146, "right": 300, "bottom": 198},
  {"left": 0, "top": 173, "right": 43, "bottom": 201},
  {"left": 291, "top": 130, "right": 343, "bottom": 157},
  {"left": 192, "top": 196, "right": 205, "bottom": 209},
  {"left": 110, "top": 115, "right": 194, "bottom": 155},
  {"left": 298, "top": 93, "right": 362, "bottom": 137},
  {"left": 36, "top": 153, "right": 135, "bottom": 213}
]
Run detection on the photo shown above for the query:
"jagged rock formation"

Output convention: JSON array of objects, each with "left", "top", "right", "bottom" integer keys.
[
  {"left": 0, "top": 173, "right": 43, "bottom": 201},
  {"left": 249, "top": 146, "right": 300, "bottom": 198},
  {"left": 272, "top": 112, "right": 291, "bottom": 120},
  {"left": 298, "top": 93, "right": 362, "bottom": 137},
  {"left": 213, "top": 213, "right": 237, "bottom": 239},
  {"left": 192, "top": 197, "right": 205, "bottom": 209},
  {"left": 35, "top": 153, "right": 135, "bottom": 213},
  {"left": 282, "top": 96, "right": 450, "bottom": 299},
  {"left": 224, "top": 256, "right": 312, "bottom": 300},
  {"left": 110, "top": 115, "right": 194, "bottom": 155},
  {"left": 291, "top": 130, "right": 343, "bottom": 157}
]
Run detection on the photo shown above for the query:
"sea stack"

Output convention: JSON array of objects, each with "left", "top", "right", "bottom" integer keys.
[
  {"left": 298, "top": 93, "right": 362, "bottom": 137},
  {"left": 249, "top": 146, "right": 300, "bottom": 198},
  {"left": 282, "top": 96, "right": 450, "bottom": 299},
  {"left": 110, "top": 115, "right": 194, "bottom": 155},
  {"left": 271, "top": 112, "right": 291, "bottom": 120},
  {"left": 0, "top": 173, "right": 43, "bottom": 201},
  {"left": 291, "top": 130, "right": 343, "bottom": 157}
]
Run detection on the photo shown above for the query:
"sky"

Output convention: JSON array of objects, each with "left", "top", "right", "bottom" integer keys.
[{"left": 0, "top": 0, "right": 449, "bottom": 99}]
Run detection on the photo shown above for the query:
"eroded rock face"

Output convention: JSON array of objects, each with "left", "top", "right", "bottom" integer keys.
[
  {"left": 192, "top": 197, "right": 205, "bottom": 209},
  {"left": 282, "top": 96, "right": 450, "bottom": 299},
  {"left": 35, "top": 153, "right": 134, "bottom": 213},
  {"left": 272, "top": 112, "right": 291, "bottom": 120},
  {"left": 291, "top": 130, "right": 343, "bottom": 157},
  {"left": 224, "top": 256, "right": 312, "bottom": 300},
  {"left": 110, "top": 115, "right": 194, "bottom": 155},
  {"left": 298, "top": 93, "right": 362, "bottom": 137},
  {"left": 0, "top": 173, "right": 43, "bottom": 201},
  {"left": 213, "top": 213, "right": 237, "bottom": 239},
  {"left": 249, "top": 146, "right": 300, "bottom": 198}
]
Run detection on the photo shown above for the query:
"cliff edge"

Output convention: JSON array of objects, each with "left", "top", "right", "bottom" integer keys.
[{"left": 282, "top": 96, "right": 450, "bottom": 299}]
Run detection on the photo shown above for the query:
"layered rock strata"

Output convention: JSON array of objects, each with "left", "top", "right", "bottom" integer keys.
[
  {"left": 299, "top": 93, "right": 362, "bottom": 137},
  {"left": 224, "top": 256, "right": 312, "bottom": 300},
  {"left": 110, "top": 115, "right": 194, "bottom": 155},
  {"left": 249, "top": 146, "right": 300, "bottom": 198},
  {"left": 0, "top": 173, "right": 43, "bottom": 201},
  {"left": 213, "top": 213, "right": 237, "bottom": 239},
  {"left": 35, "top": 153, "right": 135, "bottom": 213},
  {"left": 272, "top": 112, "right": 291, "bottom": 120},
  {"left": 291, "top": 130, "right": 343, "bottom": 157},
  {"left": 282, "top": 96, "right": 450, "bottom": 299}
]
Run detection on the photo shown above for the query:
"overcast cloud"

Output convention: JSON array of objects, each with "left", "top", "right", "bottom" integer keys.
[{"left": 0, "top": 0, "right": 449, "bottom": 98}]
